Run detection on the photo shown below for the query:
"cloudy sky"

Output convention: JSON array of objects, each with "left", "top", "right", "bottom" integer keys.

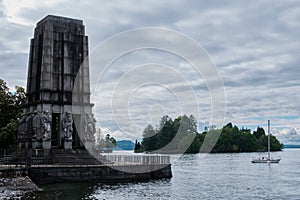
[{"left": 1, "top": 0, "right": 300, "bottom": 144}]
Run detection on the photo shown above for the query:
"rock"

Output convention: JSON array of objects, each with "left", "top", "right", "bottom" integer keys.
[{"left": 0, "top": 176, "right": 41, "bottom": 199}]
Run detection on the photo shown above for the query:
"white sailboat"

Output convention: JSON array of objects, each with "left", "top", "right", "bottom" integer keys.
[{"left": 251, "top": 120, "right": 281, "bottom": 163}]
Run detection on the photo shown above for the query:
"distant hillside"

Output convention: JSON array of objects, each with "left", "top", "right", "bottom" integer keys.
[
  {"left": 284, "top": 144, "right": 300, "bottom": 148},
  {"left": 116, "top": 140, "right": 135, "bottom": 150}
]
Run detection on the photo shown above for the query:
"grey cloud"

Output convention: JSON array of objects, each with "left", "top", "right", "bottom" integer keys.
[
  {"left": 0, "top": 52, "right": 28, "bottom": 88},
  {"left": 272, "top": 128, "right": 300, "bottom": 145},
  {"left": 0, "top": 0, "right": 4, "bottom": 17}
]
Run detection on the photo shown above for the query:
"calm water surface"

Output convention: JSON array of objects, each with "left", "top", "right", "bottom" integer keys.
[{"left": 28, "top": 149, "right": 300, "bottom": 199}]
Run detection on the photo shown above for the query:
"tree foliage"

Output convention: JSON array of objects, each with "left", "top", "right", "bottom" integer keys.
[
  {"left": 134, "top": 140, "right": 142, "bottom": 153},
  {"left": 138, "top": 114, "right": 201, "bottom": 153},
  {"left": 0, "top": 79, "right": 26, "bottom": 148},
  {"left": 99, "top": 134, "right": 117, "bottom": 149},
  {"left": 253, "top": 126, "right": 265, "bottom": 139},
  {"left": 136, "top": 114, "right": 283, "bottom": 154}
]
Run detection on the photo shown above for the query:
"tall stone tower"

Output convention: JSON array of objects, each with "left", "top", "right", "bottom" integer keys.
[{"left": 19, "top": 15, "right": 95, "bottom": 151}]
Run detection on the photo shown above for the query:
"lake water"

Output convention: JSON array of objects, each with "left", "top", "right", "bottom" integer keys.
[{"left": 25, "top": 149, "right": 300, "bottom": 199}]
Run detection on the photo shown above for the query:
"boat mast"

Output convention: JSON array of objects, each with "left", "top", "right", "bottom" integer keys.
[{"left": 268, "top": 120, "right": 270, "bottom": 159}]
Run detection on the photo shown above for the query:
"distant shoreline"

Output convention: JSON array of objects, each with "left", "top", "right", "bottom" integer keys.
[{"left": 283, "top": 145, "right": 300, "bottom": 149}]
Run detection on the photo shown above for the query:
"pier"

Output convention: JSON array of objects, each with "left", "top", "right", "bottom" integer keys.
[
  {"left": 104, "top": 154, "right": 171, "bottom": 165},
  {"left": 0, "top": 152, "right": 172, "bottom": 185}
]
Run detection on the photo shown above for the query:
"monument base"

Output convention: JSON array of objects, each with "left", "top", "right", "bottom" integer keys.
[
  {"left": 84, "top": 140, "right": 95, "bottom": 152},
  {"left": 43, "top": 141, "right": 51, "bottom": 149},
  {"left": 18, "top": 142, "right": 24, "bottom": 149},
  {"left": 32, "top": 141, "right": 42, "bottom": 149},
  {"left": 32, "top": 149, "right": 44, "bottom": 156},
  {"left": 64, "top": 141, "right": 72, "bottom": 149}
]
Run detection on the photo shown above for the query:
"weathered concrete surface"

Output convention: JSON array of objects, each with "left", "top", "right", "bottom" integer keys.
[{"left": 28, "top": 164, "right": 172, "bottom": 186}]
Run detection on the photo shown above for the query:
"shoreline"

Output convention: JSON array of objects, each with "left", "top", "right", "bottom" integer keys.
[{"left": 0, "top": 176, "right": 41, "bottom": 199}]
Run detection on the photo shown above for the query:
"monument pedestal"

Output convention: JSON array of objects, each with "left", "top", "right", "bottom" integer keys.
[
  {"left": 64, "top": 141, "right": 72, "bottom": 149},
  {"left": 32, "top": 141, "right": 42, "bottom": 149},
  {"left": 84, "top": 140, "right": 95, "bottom": 152},
  {"left": 43, "top": 141, "right": 51, "bottom": 149}
]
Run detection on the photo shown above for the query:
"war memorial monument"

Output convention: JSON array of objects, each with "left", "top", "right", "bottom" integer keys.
[
  {"left": 1, "top": 15, "right": 172, "bottom": 185},
  {"left": 18, "top": 15, "right": 95, "bottom": 152}
]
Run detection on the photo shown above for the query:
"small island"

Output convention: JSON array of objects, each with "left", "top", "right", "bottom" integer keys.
[{"left": 134, "top": 115, "right": 283, "bottom": 154}]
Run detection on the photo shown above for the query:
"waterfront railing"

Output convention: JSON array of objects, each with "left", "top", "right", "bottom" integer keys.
[
  {"left": 0, "top": 148, "right": 16, "bottom": 158},
  {"left": 104, "top": 154, "right": 171, "bottom": 165}
]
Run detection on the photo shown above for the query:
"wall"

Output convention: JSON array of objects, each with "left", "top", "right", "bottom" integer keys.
[{"left": 28, "top": 164, "right": 172, "bottom": 185}]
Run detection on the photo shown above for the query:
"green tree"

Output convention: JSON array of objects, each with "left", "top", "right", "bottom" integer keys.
[
  {"left": 139, "top": 115, "right": 283, "bottom": 154},
  {"left": 141, "top": 124, "right": 157, "bottom": 152},
  {"left": 0, "top": 79, "right": 26, "bottom": 148},
  {"left": 99, "top": 134, "right": 117, "bottom": 150},
  {"left": 258, "top": 134, "right": 282, "bottom": 152},
  {"left": 134, "top": 140, "right": 142, "bottom": 153},
  {"left": 156, "top": 116, "right": 174, "bottom": 150},
  {"left": 0, "top": 79, "right": 13, "bottom": 128},
  {"left": 0, "top": 119, "right": 18, "bottom": 148},
  {"left": 105, "top": 134, "right": 116, "bottom": 148},
  {"left": 253, "top": 126, "right": 265, "bottom": 139},
  {"left": 211, "top": 124, "right": 278, "bottom": 153},
  {"left": 212, "top": 127, "right": 234, "bottom": 153},
  {"left": 140, "top": 115, "right": 199, "bottom": 153},
  {"left": 269, "top": 135, "right": 283, "bottom": 151}
]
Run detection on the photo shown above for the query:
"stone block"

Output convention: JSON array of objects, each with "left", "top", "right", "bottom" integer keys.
[
  {"left": 64, "top": 141, "right": 72, "bottom": 149},
  {"left": 64, "top": 105, "right": 72, "bottom": 112},
  {"left": 44, "top": 149, "right": 51, "bottom": 157},
  {"left": 25, "top": 142, "right": 30, "bottom": 149},
  {"left": 52, "top": 105, "right": 61, "bottom": 113},
  {"left": 32, "top": 149, "right": 44, "bottom": 156},
  {"left": 84, "top": 141, "right": 94, "bottom": 152},
  {"left": 43, "top": 141, "right": 51, "bottom": 149},
  {"left": 32, "top": 141, "right": 42, "bottom": 149},
  {"left": 42, "top": 104, "right": 51, "bottom": 111}
]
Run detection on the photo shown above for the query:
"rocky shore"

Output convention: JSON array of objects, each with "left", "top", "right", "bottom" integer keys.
[{"left": 0, "top": 176, "right": 41, "bottom": 199}]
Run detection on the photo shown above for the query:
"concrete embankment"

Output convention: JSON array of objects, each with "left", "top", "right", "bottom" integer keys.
[
  {"left": 0, "top": 163, "right": 172, "bottom": 198},
  {"left": 28, "top": 164, "right": 172, "bottom": 185}
]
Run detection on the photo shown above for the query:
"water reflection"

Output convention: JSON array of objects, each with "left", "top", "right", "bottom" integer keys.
[
  {"left": 89, "top": 179, "right": 172, "bottom": 200},
  {"left": 25, "top": 179, "right": 172, "bottom": 200}
]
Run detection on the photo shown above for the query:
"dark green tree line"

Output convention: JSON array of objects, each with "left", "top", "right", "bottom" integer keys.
[
  {"left": 139, "top": 114, "right": 201, "bottom": 153},
  {"left": 136, "top": 115, "right": 283, "bottom": 154},
  {"left": 0, "top": 79, "right": 26, "bottom": 148}
]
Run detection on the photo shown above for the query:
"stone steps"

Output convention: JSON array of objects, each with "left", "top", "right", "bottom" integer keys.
[
  {"left": 52, "top": 149, "right": 102, "bottom": 165},
  {"left": 1, "top": 148, "right": 111, "bottom": 166}
]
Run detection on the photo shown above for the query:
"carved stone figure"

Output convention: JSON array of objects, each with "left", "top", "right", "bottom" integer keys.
[
  {"left": 32, "top": 110, "right": 43, "bottom": 142},
  {"left": 17, "top": 114, "right": 27, "bottom": 141},
  {"left": 84, "top": 113, "right": 96, "bottom": 140},
  {"left": 62, "top": 111, "right": 73, "bottom": 141},
  {"left": 25, "top": 113, "right": 33, "bottom": 139},
  {"left": 42, "top": 110, "right": 52, "bottom": 141}
]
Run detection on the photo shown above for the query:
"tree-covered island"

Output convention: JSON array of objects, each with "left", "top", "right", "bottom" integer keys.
[{"left": 134, "top": 115, "right": 283, "bottom": 154}]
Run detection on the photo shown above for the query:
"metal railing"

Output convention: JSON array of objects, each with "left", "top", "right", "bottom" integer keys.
[
  {"left": 0, "top": 148, "right": 16, "bottom": 157},
  {"left": 104, "top": 154, "right": 171, "bottom": 165}
]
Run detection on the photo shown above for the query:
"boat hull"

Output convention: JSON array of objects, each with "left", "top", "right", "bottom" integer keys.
[{"left": 251, "top": 159, "right": 281, "bottom": 163}]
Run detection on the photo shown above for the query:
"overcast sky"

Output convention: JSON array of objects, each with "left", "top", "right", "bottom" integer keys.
[{"left": 1, "top": 0, "right": 300, "bottom": 144}]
